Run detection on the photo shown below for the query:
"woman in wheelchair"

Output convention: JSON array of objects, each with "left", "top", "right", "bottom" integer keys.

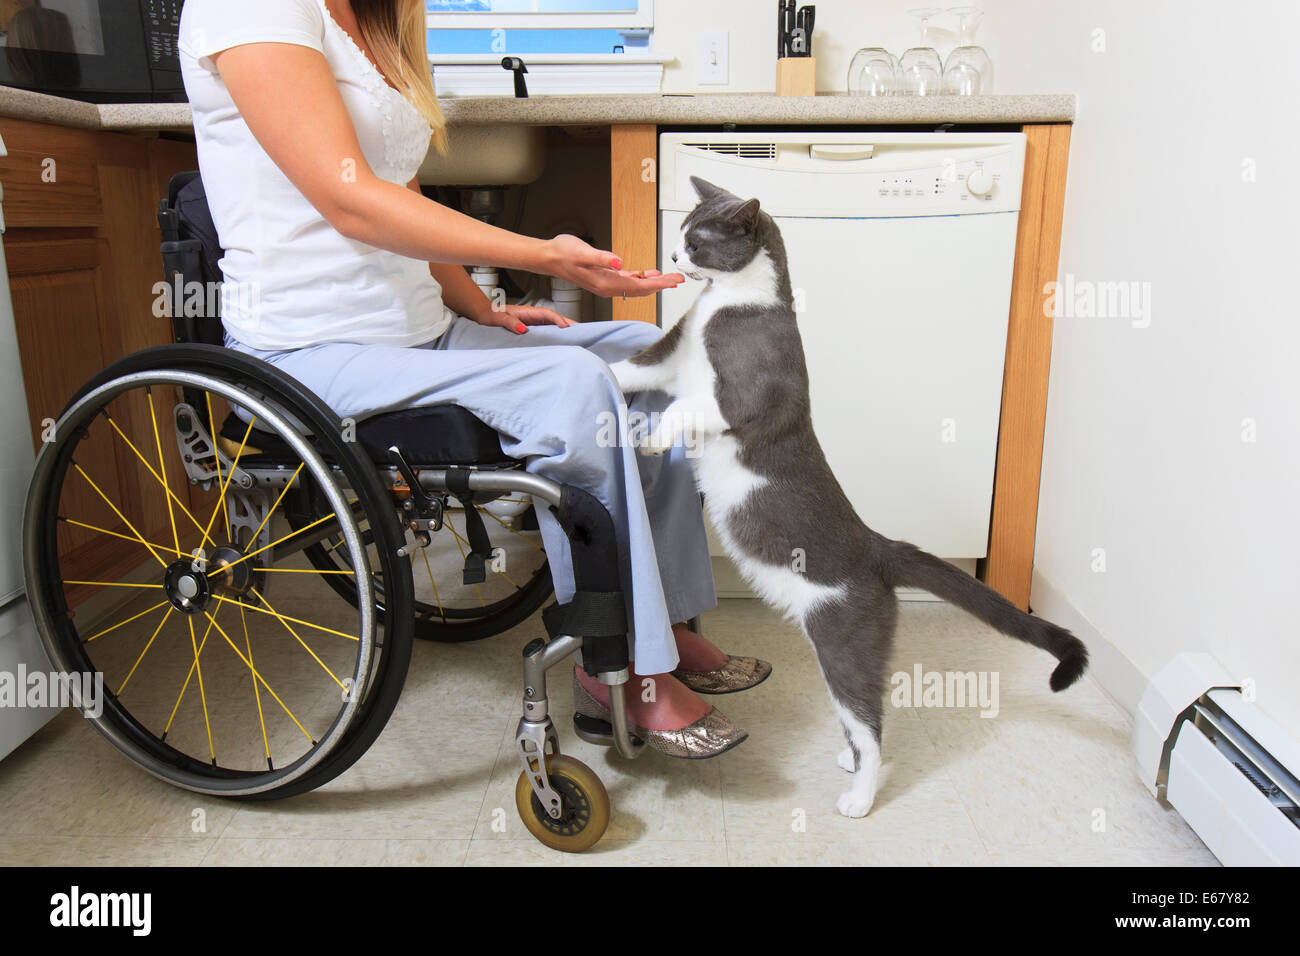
[
  {"left": 22, "top": 0, "right": 773, "bottom": 852},
  {"left": 172, "top": 3, "right": 770, "bottom": 762}
]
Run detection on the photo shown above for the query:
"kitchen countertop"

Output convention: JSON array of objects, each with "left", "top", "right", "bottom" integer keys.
[{"left": 0, "top": 86, "right": 1076, "bottom": 133}]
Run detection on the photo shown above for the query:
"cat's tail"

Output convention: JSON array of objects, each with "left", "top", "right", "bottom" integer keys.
[{"left": 887, "top": 541, "right": 1088, "bottom": 692}]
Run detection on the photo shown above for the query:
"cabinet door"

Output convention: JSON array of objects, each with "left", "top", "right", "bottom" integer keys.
[{"left": 5, "top": 236, "right": 168, "bottom": 602}]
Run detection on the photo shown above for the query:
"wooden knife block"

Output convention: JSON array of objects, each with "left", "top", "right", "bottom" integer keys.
[{"left": 776, "top": 56, "right": 816, "bottom": 96}]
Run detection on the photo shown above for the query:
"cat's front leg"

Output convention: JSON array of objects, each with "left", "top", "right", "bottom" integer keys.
[
  {"left": 640, "top": 401, "right": 687, "bottom": 456},
  {"left": 640, "top": 398, "right": 726, "bottom": 456},
  {"left": 607, "top": 319, "right": 687, "bottom": 395},
  {"left": 608, "top": 357, "right": 673, "bottom": 396}
]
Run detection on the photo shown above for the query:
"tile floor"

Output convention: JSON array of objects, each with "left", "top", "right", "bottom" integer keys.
[{"left": 0, "top": 597, "right": 1218, "bottom": 866}]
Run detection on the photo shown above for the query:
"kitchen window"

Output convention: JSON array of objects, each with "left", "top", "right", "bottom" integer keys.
[{"left": 426, "top": 0, "right": 667, "bottom": 95}]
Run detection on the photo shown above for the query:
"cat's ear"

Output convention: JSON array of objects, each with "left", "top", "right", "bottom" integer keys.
[
  {"left": 689, "top": 176, "right": 729, "bottom": 201},
  {"left": 728, "top": 198, "right": 762, "bottom": 231}
]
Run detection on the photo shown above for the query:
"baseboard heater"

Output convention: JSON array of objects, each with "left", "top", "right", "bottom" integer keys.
[{"left": 1133, "top": 653, "right": 1300, "bottom": 866}]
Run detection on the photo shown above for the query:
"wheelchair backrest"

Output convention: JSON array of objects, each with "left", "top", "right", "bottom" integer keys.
[{"left": 158, "top": 171, "right": 226, "bottom": 346}]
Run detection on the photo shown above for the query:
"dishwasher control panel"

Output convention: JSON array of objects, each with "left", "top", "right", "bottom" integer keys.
[
  {"left": 659, "top": 132, "right": 1026, "bottom": 218},
  {"left": 876, "top": 165, "right": 1005, "bottom": 204}
]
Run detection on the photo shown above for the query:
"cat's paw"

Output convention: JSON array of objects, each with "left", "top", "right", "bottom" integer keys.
[
  {"left": 836, "top": 747, "right": 856, "bottom": 773},
  {"left": 836, "top": 789, "right": 876, "bottom": 819},
  {"left": 639, "top": 432, "right": 674, "bottom": 456}
]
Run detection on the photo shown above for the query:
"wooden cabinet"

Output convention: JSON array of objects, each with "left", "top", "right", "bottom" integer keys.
[{"left": 0, "top": 118, "right": 198, "bottom": 598}]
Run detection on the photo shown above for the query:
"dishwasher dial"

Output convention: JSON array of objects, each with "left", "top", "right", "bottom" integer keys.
[{"left": 965, "top": 167, "right": 994, "bottom": 198}]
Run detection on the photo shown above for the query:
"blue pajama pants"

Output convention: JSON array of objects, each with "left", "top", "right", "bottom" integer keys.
[{"left": 227, "top": 316, "right": 716, "bottom": 675}]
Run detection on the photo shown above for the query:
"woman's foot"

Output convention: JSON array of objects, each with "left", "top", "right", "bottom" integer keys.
[
  {"left": 573, "top": 664, "right": 709, "bottom": 730},
  {"left": 670, "top": 622, "right": 773, "bottom": 695},
  {"left": 671, "top": 622, "right": 730, "bottom": 671},
  {"left": 572, "top": 667, "right": 748, "bottom": 759}
]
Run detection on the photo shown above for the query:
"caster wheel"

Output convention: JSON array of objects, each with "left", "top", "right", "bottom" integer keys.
[{"left": 514, "top": 754, "right": 610, "bottom": 853}]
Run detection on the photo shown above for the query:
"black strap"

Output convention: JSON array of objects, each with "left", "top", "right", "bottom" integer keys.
[
  {"left": 446, "top": 467, "right": 491, "bottom": 584},
  {"left": 459, "top": 501, "right": 491, "bottom": 584},
  {"left": 543, "top": 590, "right": 629, "bottom": 677},
  {"left": 542, "top": 590, "right": 627, "bottom": 640}
]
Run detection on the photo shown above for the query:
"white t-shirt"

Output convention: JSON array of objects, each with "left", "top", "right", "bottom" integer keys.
[{"left": 178, "top": 0, "right": 453, "bottom": 350}]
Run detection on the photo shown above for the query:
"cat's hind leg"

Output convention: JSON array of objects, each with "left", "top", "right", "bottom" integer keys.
[
  {"left": 804, "top": 590, "right": 896, "bottom": 818},
  {"left": 832, "top": 701, "right": 882, "bottom": 818}
]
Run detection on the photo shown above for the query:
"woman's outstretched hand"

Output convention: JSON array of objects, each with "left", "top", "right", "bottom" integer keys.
[
  {"left": 545, "top": 234, "right": 685, "bottom": 298},
  {"left": 470, "top": 301, "right": 574, "bottom": 335}
]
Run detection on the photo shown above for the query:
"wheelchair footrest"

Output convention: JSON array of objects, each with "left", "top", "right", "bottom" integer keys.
[{"left": 573, "top": 712, "right": 643, "bottom": 749}]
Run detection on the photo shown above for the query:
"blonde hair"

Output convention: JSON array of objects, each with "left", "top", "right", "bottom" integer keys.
[{"left": 353, "top": 0, "right": 448, "bottom": 154}]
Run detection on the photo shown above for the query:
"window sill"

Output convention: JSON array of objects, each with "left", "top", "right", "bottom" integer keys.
[
  {"left": 429, "top": 53, "right": 672, "bottom": 65},
  {"left": 430, "top": 54, "right": 671, "bottom": 97}
]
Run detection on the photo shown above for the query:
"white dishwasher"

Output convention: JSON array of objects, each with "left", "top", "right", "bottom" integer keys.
[{"left": 657, "top": 131, "right": 1026, "bottom": 592}]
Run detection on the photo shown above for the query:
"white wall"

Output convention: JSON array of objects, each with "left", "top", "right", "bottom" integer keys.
[
  {"left": 652, "top": 1, "right": 1300, "bottom": 740},
  {"left": 996, "top": 0, "right": 1300, "bottom": 742}
]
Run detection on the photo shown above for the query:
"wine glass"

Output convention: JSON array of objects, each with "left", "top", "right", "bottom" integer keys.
[
  {"left": 847, "top": 47, "right": 899, "bottom": 96},
  {"left": 942, "top": 5, "right": 994, "bottom": 95},
  {"left": 899, "top": 7, "right": 944, "bottom": 96}
]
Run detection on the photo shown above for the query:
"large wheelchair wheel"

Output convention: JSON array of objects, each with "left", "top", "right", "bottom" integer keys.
[
  {"left": 294, "top": 493, "right": 553, "bottom": 644},
  {"left": 23, "top": 345, "right": 414, "bottom": 798}
]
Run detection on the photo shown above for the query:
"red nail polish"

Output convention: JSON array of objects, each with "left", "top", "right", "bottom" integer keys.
[
  {"left": 515, "top": 323, "right": 527, "bottom": 333},
  {"left": 611, "top": 257, "right": 623, "bottom": 270}
]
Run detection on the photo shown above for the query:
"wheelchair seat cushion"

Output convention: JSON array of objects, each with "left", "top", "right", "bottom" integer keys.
[{"left": 221, "top": 404, "right": 511, "bottom": 467}]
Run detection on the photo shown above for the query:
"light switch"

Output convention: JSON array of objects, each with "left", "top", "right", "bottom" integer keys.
[{"left": 697, "top": 31, "right": 728, "bottom": 85}]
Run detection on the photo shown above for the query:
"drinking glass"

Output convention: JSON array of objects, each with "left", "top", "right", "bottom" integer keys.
[
  {"left": 899, "top": 7, "right": 944, "bottom": 96},
  {"left": 847, "top": 47, "right": 899, "bottom": 96},
  {"left": 942, "top": 5, "right": 994, "bottom": 95}
]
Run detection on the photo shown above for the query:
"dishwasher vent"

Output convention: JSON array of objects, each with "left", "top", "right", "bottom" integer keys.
[{"left": 683, "top": 141, "right": 777, "bottom": 160}]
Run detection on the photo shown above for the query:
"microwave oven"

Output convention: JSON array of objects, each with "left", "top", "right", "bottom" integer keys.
[{"left": 0, "top": 0, "right": 185, "bottom": 104}]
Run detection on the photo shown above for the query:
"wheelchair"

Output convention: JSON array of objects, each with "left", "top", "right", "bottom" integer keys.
[{"left": 21, "top": 172, "right": 646, "bottom": 852}]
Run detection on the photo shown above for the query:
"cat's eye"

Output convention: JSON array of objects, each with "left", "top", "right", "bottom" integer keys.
[{"left": 684, "top": 241, "right": 697, "bottom": 254}]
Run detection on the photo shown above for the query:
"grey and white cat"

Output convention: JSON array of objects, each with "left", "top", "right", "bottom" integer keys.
[{"left": 609, "top": 176, "right": 1088, "bottom": 818}]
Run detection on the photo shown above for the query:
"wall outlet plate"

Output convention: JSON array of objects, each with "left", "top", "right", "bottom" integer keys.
[{"left": 697, "top": 30, "right": 728, "bottom": 85}]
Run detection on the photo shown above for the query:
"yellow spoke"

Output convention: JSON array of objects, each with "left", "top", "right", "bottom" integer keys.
[
  {"left": 61, "top": 517, "right": 184, "bottom": 560},
  {"left": 445, "top": 517, "right": 486, "bottom": 608},
  {"left": 243, "top": 462, "right": 305, "bottom": 552},
  {"left": 202, "top": 610, "right": 314, "bottom": 743},
  {"left": 73, "top": 464, "right": 169, "bottom": 568},
  {"left": 482, "top": 507, "right": 545, "bottom": 552},
  {"left": 220, "top": 513, "right": 335, "bottom": 574},
  {"left": 105, "top": 415, "right": 214, "bottom": 550},
  {"left": 420, "top": 547, "right": 444, "bottom": 615},
  {"left": 322, "top": 500, "right": 360, "bottom": 556},
  {"left": 249, "top": 587, "right": 346, "bottom": 690},
  {"left": 258, "top": 567, "right": 355, "bottom": 575},
  {"left": 162, "top": 605, "right": 222, "bottom": 737},
  {"left": 210, "top": 593, "right": 358, "bottom": 641},
  {"left": 147, "top": 388, "right": 182, "bottom": 558},
  {"left": 240, "top": 603, "right": 271, "bottom": 766},
  {"left": 65, "top": 581, "right": 164, "bottom": 590},
  {"left": 116, "top": 605, "right": 173, "bottom": 695},
  {"left": 200, "top": 414, "right": 255, "bottom": 546},
  {"left": 187, "top": 616, "right": 215, "bottom": 762},
  {"left": 84, "top": 599, "right": 169, "bottom": 644}
]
